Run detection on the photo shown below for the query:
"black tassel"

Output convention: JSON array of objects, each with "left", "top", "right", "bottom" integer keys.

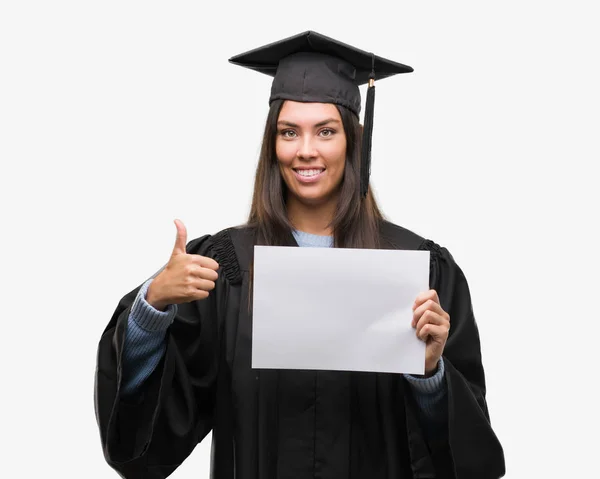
[{"left": 360, "top": 72, "right": 376, "bottom": 198}]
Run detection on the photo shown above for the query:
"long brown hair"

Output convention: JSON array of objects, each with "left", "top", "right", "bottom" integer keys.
[{"left": 247, "top": 99, "right": 384, "bottom": 249}]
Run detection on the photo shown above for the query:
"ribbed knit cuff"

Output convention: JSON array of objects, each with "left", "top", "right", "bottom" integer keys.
[
  {"left": 129, "top": 278, "right": 177, "bottom": 332},
  {"left": 404, "top": 357, "right": 446, "bottom": 394}
]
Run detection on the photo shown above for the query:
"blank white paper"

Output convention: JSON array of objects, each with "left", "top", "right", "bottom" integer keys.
[{"left": 252, "top": 245, "right": 430, "bottom": 375}]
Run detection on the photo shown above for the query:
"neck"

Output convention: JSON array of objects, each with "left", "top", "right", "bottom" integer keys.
[{"left": 286, "top": 195, "right": 337, "bottom": 236}]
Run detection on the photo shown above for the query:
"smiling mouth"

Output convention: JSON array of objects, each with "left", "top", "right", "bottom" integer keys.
[{"left": 293, "top": 168, "right": 325, "bottom": 178}]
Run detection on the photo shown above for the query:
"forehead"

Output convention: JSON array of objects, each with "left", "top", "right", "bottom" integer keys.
[{"left": 278, "top": 101, "right": 341, "bottom": 124}]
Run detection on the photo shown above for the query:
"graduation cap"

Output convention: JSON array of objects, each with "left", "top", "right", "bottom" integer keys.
[{"left": 229, "top": 30, "right": 413, "bottom": 198}]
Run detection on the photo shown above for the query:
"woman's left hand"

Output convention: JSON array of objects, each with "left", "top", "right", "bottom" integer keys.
[{"left": 412, "top": 289, "right": 451, "bottom": 376}]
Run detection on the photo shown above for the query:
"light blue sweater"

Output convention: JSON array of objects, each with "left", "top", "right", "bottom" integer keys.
[{"left": 121, "top": 230, "right": 447, "bottom": 429}]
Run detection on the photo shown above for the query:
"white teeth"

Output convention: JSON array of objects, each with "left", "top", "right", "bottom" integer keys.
[{"left": 296, "top": 169, "right": 323, "bottom": 177}]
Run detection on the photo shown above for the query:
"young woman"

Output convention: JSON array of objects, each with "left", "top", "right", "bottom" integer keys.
[{"left": 94, "top": 31, "right": 505, "bottom": 479}]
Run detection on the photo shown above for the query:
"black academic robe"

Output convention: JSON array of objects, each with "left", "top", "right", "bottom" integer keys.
[{"left": 94, "top": 221, "right": 505, "bottom": 479}]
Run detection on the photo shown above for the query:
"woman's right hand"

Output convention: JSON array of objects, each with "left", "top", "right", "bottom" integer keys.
[{"left": 146, "top": 219, "right": 220, "bottom": 311}]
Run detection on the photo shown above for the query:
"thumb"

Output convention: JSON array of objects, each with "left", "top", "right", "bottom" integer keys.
[{"left": 172, "top": 218, "right": 187, "bottom": 256}]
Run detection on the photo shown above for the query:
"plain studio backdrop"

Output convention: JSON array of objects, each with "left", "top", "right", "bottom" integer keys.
[{"left": 1, "top": 1, "right": 598, "bottom": 478}]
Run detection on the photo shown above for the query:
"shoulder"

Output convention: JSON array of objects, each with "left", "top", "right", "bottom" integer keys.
[
  {"left": 379, "top": 221, "right": 473, "bottom": 297},
  {"left": 379, "top": 219, "right": 450, "bottom": 264},
  {"left": 380, "top": 220, "right": 430, "bottom": 250},
  {"left": 185, "top": 224, "right": 256, "bottom": 284}
]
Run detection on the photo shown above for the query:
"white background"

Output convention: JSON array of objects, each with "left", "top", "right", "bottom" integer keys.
[{"left": 1, "top": 1, "right": 598, "bottom": 478}]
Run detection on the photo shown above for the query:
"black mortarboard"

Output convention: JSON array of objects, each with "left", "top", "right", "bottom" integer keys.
[{"left": 229, "top": 30, "right": 413, "bottom": 198}]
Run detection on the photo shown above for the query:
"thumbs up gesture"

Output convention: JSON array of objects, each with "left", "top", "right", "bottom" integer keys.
[{"left": 146, "top": 219, "right": 220, "bottom": 311}]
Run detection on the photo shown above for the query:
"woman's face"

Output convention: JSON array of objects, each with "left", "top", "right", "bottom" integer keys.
[{"left": 275, "top": 100, "right": 347, "bottom": 206}]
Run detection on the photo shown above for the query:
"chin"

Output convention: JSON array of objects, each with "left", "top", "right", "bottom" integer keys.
[{"left": 289, "top": 186, "right": 337, "bottom": 206}]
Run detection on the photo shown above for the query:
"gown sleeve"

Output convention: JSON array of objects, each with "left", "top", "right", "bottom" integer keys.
[
  {"left": 418, "top": 239, "right": 506, "bottom": 479},
  {"left": 94, "top": 234, "right": 229, "bottom": 479}
]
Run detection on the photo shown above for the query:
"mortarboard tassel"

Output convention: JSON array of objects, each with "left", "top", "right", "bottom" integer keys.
[{"left": 360, "top": 68, "right": 376, "bottom": 198}]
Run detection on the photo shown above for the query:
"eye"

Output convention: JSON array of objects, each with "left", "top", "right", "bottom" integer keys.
[
  {"left": 280, "top": 129, "right": 297, "bottom": 139},
  {"left": 319, "top": 128, "right": 336, "bottom": 138}
]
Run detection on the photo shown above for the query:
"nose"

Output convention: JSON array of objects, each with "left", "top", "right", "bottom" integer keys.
[{"left": 296, "top": 136, "right": 317, "bottom": 160}]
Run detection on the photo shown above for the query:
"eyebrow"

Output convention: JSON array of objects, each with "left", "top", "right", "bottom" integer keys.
[{"left": 277, "top": 118, "right": 341, "bottom": 128}]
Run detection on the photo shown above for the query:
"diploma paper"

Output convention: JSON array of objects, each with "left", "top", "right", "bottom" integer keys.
[{"left": 252, "top": 246, "right": 430, "bottom": 375}]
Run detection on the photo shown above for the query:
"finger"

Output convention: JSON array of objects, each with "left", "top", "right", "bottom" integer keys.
[
  {"left": 188, "top": 265, "right": 219, "bottom": 282},
  {"left": 180, "top": 263, "right": 219, "bottom": 281},
  {"left": 412, "top": 299, "right": 448, "bottom": 327},
  {"left": 190, "top": 289, "right": 210, "bottom": 301},
  {"left": 415, "top": 310, "right": 449, "bottom": 336},
  {"left": 412, "top": 289, "right": 440, "bottom": 311},
  {"left": 197, "top": 267, "right": 219, "bottom": 282},
  {"left": 190, "top": 278, "right": 216, "bottom": 293},
  {"left": 172, "top": 219, "right": 188, "bottom": 256},
  {"left": 188, "top": 254, "right": 220, "bottom": 271},
  {"left": 179, "top": 278, "right": 215, "bottom": 300},
  {"left": 417, "top": 323, "right": 450, "bottom": 343}
]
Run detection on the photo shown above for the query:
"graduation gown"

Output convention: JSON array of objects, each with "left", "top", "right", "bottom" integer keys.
[{"left": 94, "top": 220, "right": 505, "bottom": 479}]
